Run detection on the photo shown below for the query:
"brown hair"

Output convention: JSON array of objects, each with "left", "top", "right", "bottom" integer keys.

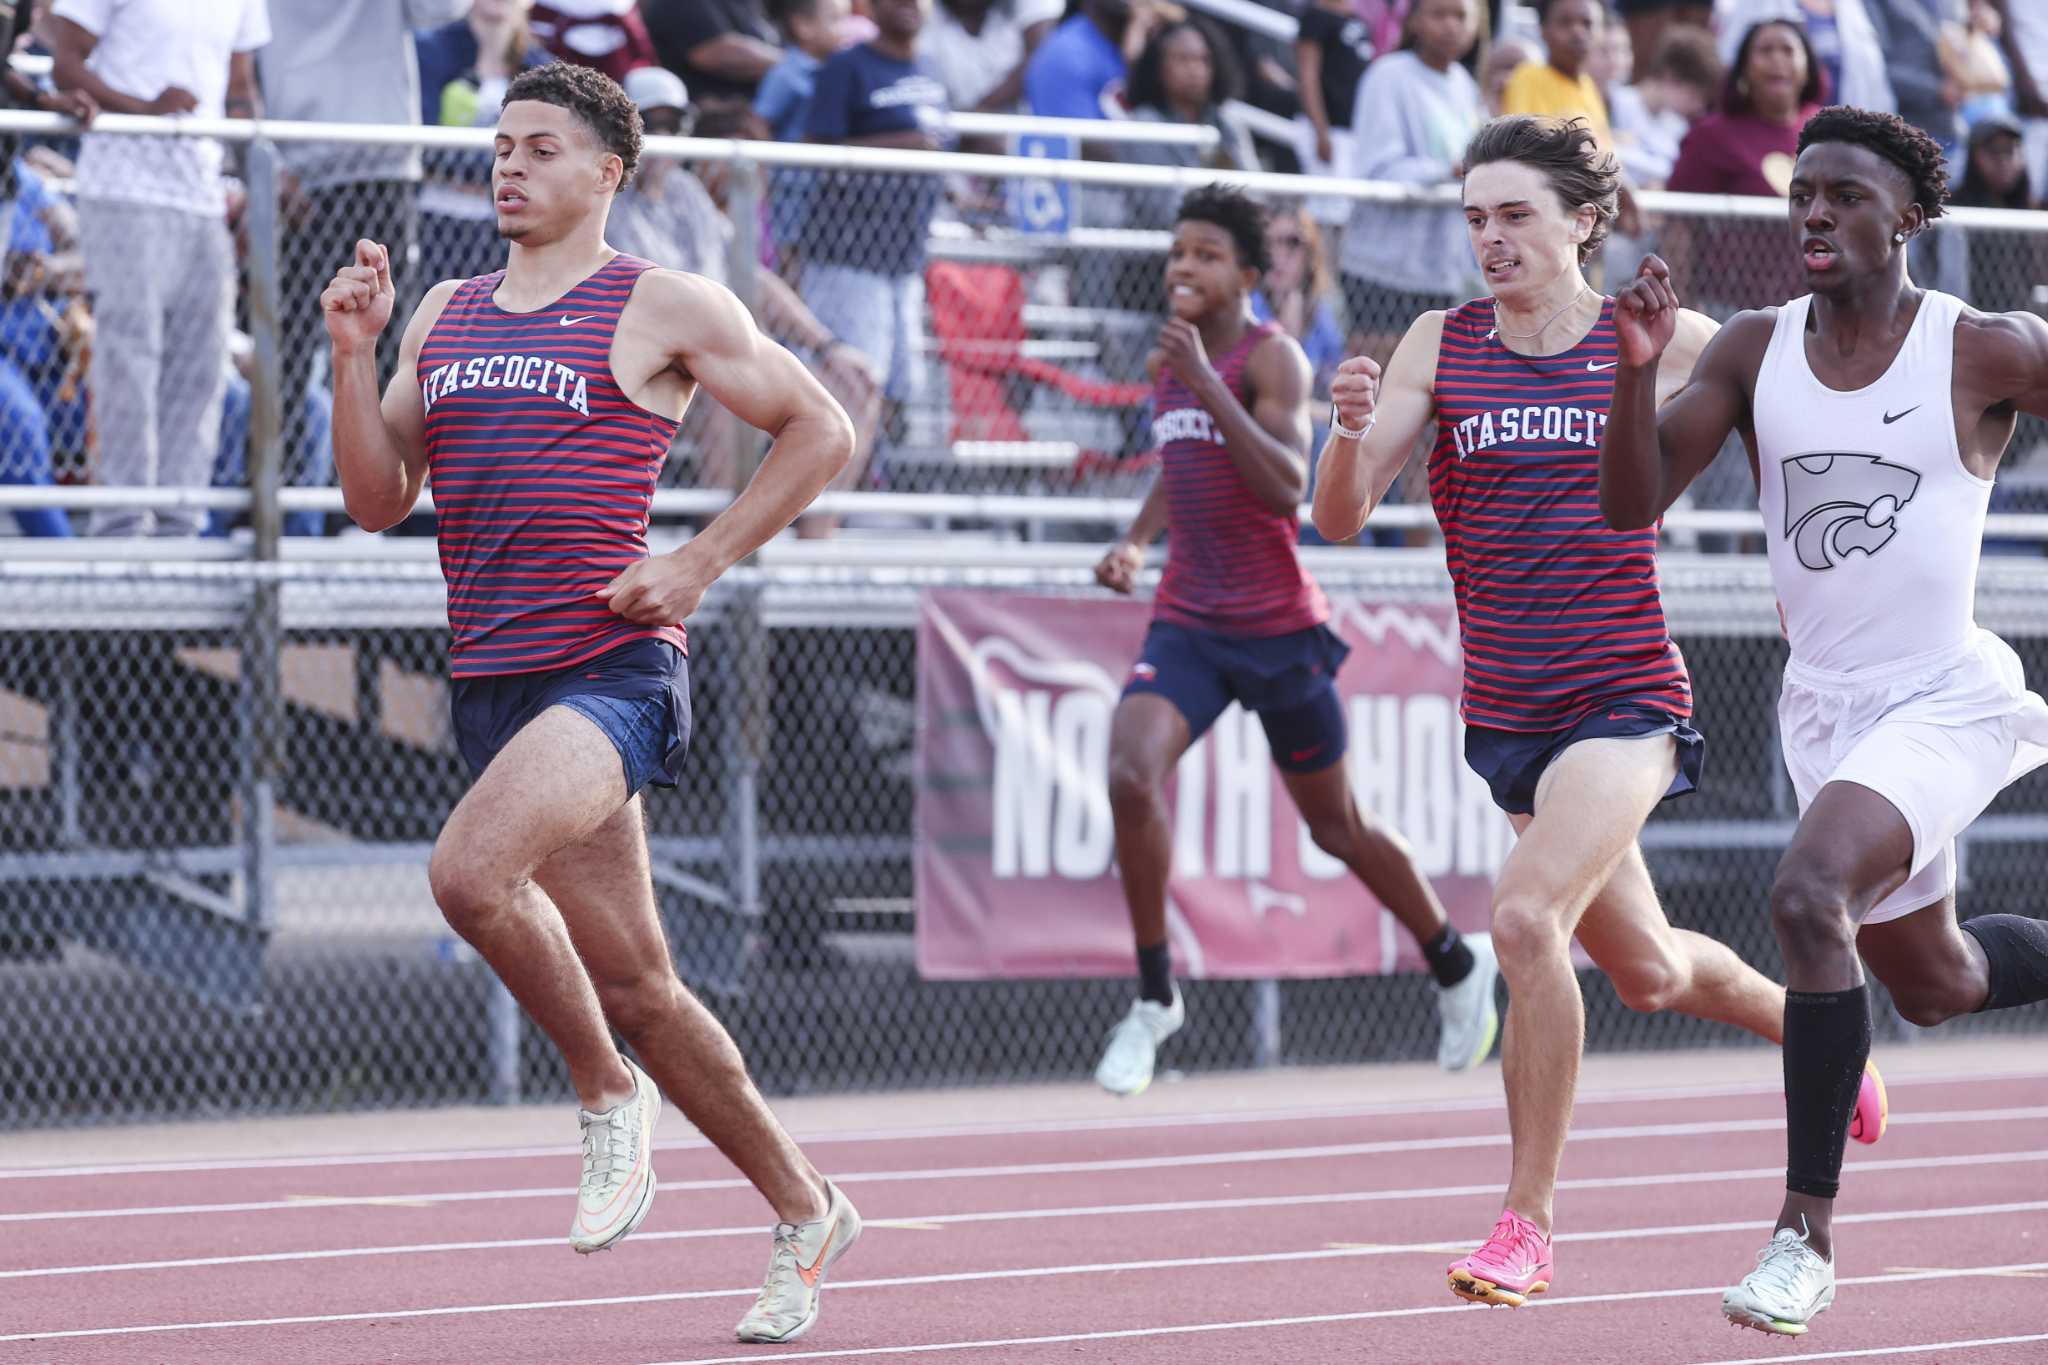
[{"left": 1462, "top": 114, "right": 1619, "bottom": 264}]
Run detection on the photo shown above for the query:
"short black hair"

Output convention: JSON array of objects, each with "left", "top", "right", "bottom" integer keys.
[
  {"left": 765, "top": 0, "right": 827, "bottom": 31},
  {"left": 503, "top": 62, "right": 643, "bottom": 186},
  {"left": 1175, "top": 182, "right": 1270, "bottom": 276},
  {"left": 1534, "top": 0, "right": 1604, "bottom": 23},
  {"left": 1797, "top": 105, "right": 1950, "bottom": 222},
  {"left": 1463, "top": 115, "right": 1619, "bottom": 264},
  {"left": 1126, "top": 16, "right": 1242, "bottom": 113}
]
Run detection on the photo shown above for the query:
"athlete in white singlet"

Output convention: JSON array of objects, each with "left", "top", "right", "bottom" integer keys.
[{"left": 1599, "top": 106, "right": 2048, "bottom": 1339}]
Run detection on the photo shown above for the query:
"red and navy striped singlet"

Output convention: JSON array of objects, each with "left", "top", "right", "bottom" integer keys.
[
  {"left": 419, "top": 254, "right": 685, "bottom": 678},
  {"left": 1429, "top": 297, "right": 1690, "bottom": 731},
  {"left": 1151, "top": 320, "right": 1329, "bottom": 637}
]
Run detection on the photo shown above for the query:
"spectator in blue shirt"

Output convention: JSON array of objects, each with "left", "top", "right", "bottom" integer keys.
[
  {"left": 756, "top": 0, "right": 847, "bottom": 272},
  {"left": 1024, "top": 0, "right": 1174, "bottom": 121},
  {"left": 802, "top": 0, "right": 948, "bottom": 431},
  {"left": 0, "top": 152, "right": 84, "bottom": 537}
]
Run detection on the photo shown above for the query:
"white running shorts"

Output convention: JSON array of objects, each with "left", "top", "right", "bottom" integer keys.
[{"left": 1779, "top": 628, "right": 2048, "bottom": 925}]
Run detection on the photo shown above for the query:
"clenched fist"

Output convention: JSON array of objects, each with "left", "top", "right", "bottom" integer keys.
[
  {"left": 1330, "top": 354, "right": 1381, "bottom": 436},
  {"left": 1613, "top": 254, "right": 1682, "bottom": 369},
  {"left": 1095, "top": 542, "right": 1142, "bottom": 595},
  {"left": 322, "top": 239, "right": 396, "bottom": 354}
]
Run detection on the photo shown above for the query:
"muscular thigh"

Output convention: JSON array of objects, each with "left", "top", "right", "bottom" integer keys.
[
  {"left": 1496, "top": 734, "right": 1677, "bottom": 921},
  {"left": 534, "top": 796, "right": 672, "bottom": 984},
  {"left": 439, "top": 704, "right": 631, "bottom": 883},
  {"left": 1570, "top": 841, "right": 1677, "bottom": 968}
]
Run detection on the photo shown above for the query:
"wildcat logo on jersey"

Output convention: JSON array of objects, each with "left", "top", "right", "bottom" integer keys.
[
  {"left": 1151, "top": 406, "right": 1221, "bottom": 446},
  {"left": 421, "top": 355, "right": 592, "bottom": 417},
  {"left": 1780, "top": 453, "right": 1921, "bottom": 571}
]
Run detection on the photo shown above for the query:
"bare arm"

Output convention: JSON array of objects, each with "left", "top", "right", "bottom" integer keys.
[
  {"left": 1991, "top": 0, "right": 2048, "bottom": 116},
  {"left": 1094, "top": 478, "right": 1170, "bottom": 593},
  {"left": 225, "top": 50, "right": 260, "bottom": 119},
  {"left": 40, "top": 15, "right": 187, "bottom": 115},
  {"left": 1959, "top": 308, "right": 2048, "bottom": 425},
  {"left": 1600, "top": 257, "right": 1765, "bottom": 529},
  {"left": 1295, "top": 39, "right": 1330, "bottom": 142},
  {"left": 687, "top": 33, "right": 784, "bottom": 84},
  {"left": 1309, "top": 311, "right": 1442, "bottom": 541},
  {"left": 323, "top": 240, "right": 450, "bottom": 532},
  {"left": 601, "top": 273, "right": 854, "bottom": 624},
  {"left": 842, "top": 130, "right": 939, "bottom": 151},
  {"left": 1158, "top": 322, "right": 1311, "bottom": 515},
  {"left": 974, "top": 18, "right": 1055, "bottom": 113}
]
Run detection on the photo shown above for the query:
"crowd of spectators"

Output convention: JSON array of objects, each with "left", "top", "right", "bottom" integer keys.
[{"left": 0, "top": 0, "right": 2044, "bottom": 543}]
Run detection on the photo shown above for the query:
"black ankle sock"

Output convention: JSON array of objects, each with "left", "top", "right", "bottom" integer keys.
[
  {"left": 1960, "top": 915, "right": 2048, "bottom": 1011},
  {"left": 1421, "top": 924, "right": 1475, "bottom": 989},
  {"left": 1783, "top": 986, "right": 1872, "bottom": 1200},
  {"left": 1136, "top": 941, "right": 1174, "bottom": 1006}
]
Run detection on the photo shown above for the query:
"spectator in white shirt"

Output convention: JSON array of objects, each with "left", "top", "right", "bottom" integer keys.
[{"left": 42, "top": 0, "right": 270, "bottom": 536}]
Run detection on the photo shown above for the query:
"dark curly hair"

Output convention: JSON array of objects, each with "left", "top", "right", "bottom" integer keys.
[
  {"left": 1175, "top": 182, "right": 1270, "bottom": 276},
  {"left": 1797, "top": 105, "right": 1951, "bottom": 222},
  {"left": 1126, "top": 16, "right": 1242, "bottom": 114},
  {"left": 1462, "top": 115, "right": 1619, "bottom": 264},
  {"left": 503, "top": 62, "right": 643, "bottom": 186}
]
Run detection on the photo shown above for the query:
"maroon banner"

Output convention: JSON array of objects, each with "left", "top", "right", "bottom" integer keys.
[{"left": 915, "top": 591, "right": 1513, "bottom": 979}]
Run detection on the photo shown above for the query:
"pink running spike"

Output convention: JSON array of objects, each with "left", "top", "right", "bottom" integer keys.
[
  {"left": 1447, "top": 1208, "right": 1553, "bottom": 1307},
  {"left": 1849, "top": 1059, "right": 1888, "bottom": 1145}
]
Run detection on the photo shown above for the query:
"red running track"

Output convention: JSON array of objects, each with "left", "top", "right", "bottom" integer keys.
[{"left": 3, "top": 1072, "right": 2047, "bottom": 1364}]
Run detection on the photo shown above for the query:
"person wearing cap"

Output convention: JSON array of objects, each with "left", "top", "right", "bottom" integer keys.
[
  {"left": 1919, "top": 110, "right": 2041, "bottom": 313},
  {"left": 609, "top": 64, "right": 879, "bottom": 535}
]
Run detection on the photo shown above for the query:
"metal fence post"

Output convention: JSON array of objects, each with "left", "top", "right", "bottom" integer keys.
[
  {"left": 723, "top": 153, "right": 768, "bottom": 930},
  {"left": 1250, "top": 978, "right": 1282, "bottom": 1069},
  {"left": 240, "top": 134, "right": 285, "bottom": 935}
]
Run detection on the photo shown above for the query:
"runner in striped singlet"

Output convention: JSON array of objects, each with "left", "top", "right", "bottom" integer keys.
[
  {"left": 1310, "top": 115, "right": 1884, "bottom": 1310},
  {"left": 321, "top": 63, "right": 859, "bottom": 1346},
  {"left": 1092, "top": 186, "right": 1501, "bottom": 1101}
]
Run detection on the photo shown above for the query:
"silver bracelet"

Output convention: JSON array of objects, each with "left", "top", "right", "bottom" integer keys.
[{"left": 1329, "top": 404, "right": 1375, "bottom": 441}]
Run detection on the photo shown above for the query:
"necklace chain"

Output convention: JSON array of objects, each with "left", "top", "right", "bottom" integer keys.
[{"left": 1491, "top": 285, "right": 1595, "bottom": 340}]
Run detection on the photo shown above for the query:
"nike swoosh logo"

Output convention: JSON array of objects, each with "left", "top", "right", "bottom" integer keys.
[
  {"left": 560, "top": 314, "right": 596, "bottom": 326},
  {"left": 796, "top": 1226, "right": 836, "bottom": 1288},
  {"left": 1290, "top": 746, "right": 1322, "bottom": 762},
  {"left": 1882, "top": 405, "right": 1919, "bottom": 424},
  {"left": 1586, "top": 360, "right": 1617, "bottom": 372}
]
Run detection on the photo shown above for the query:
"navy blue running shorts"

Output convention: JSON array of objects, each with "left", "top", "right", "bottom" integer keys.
[
  {"left": 451, "top": 637, "right": 692, "bottom": 795},
  {"left": 1121, "top": 620, "right": 1350, "bottom": 772},
  {"left": 1463, "top": 700, "right": 1705, "bottom": 816}
]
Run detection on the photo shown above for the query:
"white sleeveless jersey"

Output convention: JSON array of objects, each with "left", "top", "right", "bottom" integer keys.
[{"left": 1753, "top": 290, "right": 1991, "bottom": 674}]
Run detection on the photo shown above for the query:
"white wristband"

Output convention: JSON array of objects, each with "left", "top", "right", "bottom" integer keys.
[{"left": 1329, "top": 404, "right": 1375, "bottom": 441}]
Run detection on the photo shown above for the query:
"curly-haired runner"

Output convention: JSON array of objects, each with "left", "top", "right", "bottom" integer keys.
[
  {"left": 320, "top": 62, "right": 860, "bottom": 1345},
  {"left": 1311, "top": 114, "right": 1887, "bottom": 1311},
  {"left": 1600, "top": 105, "right": 2048, "bottom": 1338}
]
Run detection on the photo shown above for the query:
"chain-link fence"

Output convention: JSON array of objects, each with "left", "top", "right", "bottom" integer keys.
[
  {"left": 3, "top": 117, "right": 2046, "bottom": 1130},
  {"left": 7, "top": 114, "right": 2048, "bottom": 541},
  {"left": 3, "top": 554, "right": 2046, "bottom": 1129}
]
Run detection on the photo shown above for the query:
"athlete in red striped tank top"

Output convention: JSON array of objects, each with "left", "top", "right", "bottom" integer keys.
[
  {"left": 1311, "top": 115, "right": 1837, "bottom": 1310},
  {"left": 1089, "top": 186, "right": 1500, "bottom": 1101},
  {"left": 320, "top": 64, "right": 862, "bottom": 1342}
]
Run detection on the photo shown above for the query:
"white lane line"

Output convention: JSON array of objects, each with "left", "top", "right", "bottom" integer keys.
[
  {"left": 643, "top": 1313, "right": 2048, "bottom": 1365},
  {"left": 643, "top": 1314, "right": 2048, "bottom": 1365},
  {"left": 1691, "top": 1334, "right": 2048, "bottom": 1364},
  {"left": 6, "top": 1105, "right": 2041, "bottom": 1228},
  {"left": 5, "top": 1067, "right": 2035, "bottom": 1183},
  {"left": 4, "top": 1204, "right": 2043, "bottom": 1344},
  {"left": 7, "top": 1146, "right": 2045, "bottom": 1282}
]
